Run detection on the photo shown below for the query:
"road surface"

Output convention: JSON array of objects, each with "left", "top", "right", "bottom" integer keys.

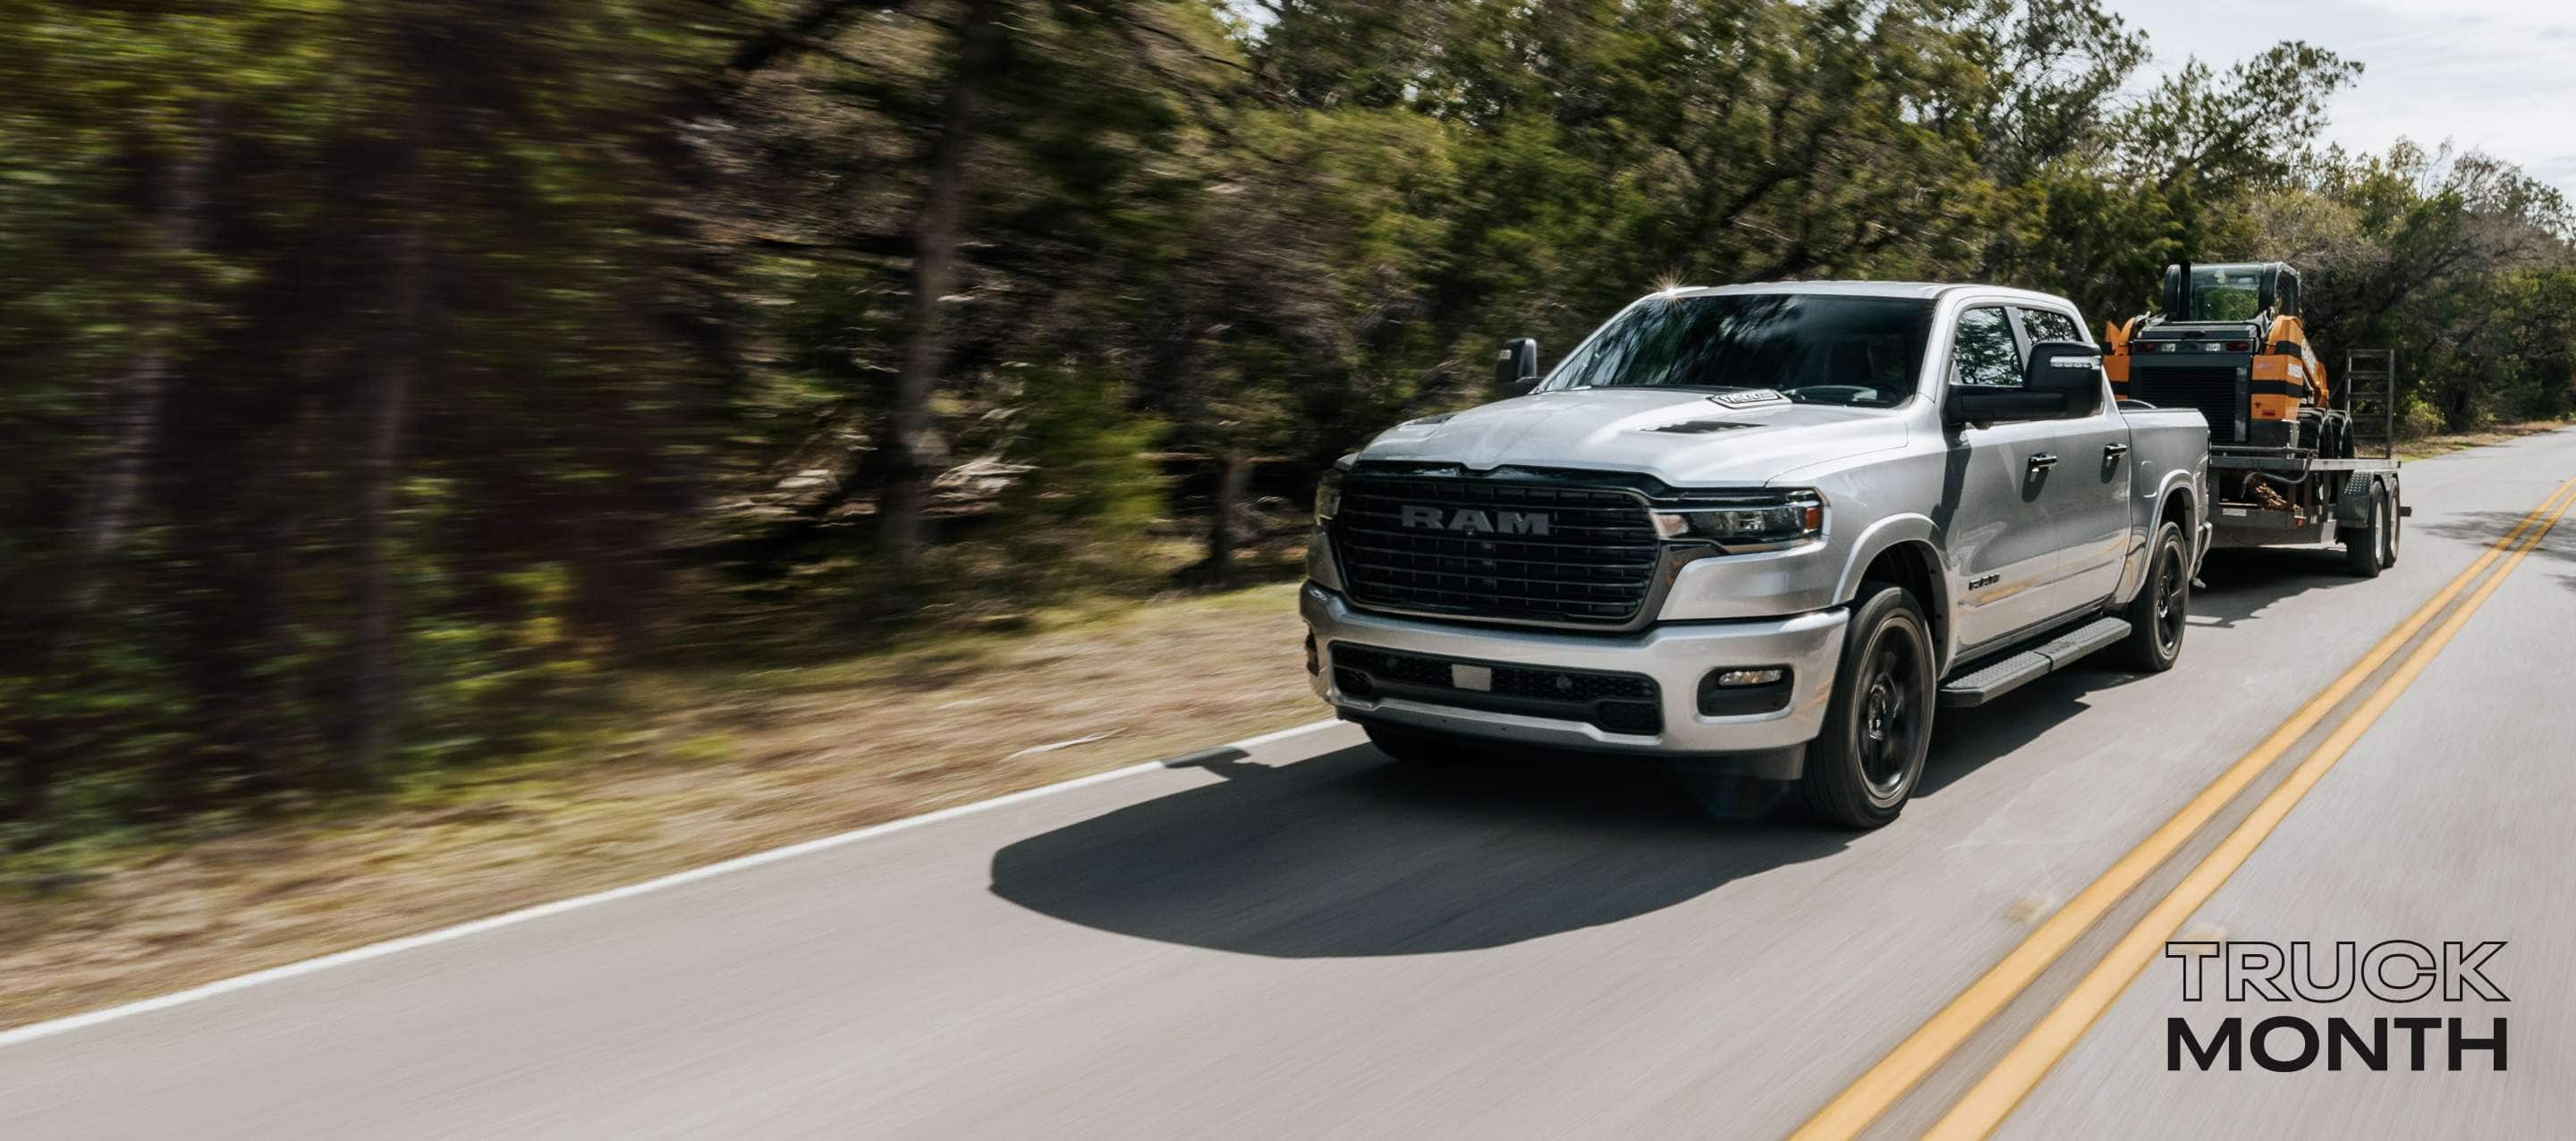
[{"left": 5, "top": 430, "right": 2573, "bottom": 1138}]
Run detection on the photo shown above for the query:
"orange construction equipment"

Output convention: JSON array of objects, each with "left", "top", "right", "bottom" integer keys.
[{"left": 2106, "top": 262, "right": 2345, "bottom": 454}]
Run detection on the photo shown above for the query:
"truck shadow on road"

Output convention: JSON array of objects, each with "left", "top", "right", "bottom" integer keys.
[
  {"left": 988, "top": 746, "right": 1849, "bottom": 957},
  {"left": 989, "top": 554, "right": 2355, "bottom": 958}
]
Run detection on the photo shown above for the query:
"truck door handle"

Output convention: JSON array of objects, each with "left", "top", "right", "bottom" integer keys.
[
  {"left": 2027, "top": 452, "right": 2059, "bottom": 470},
  {"left": 2103, "top": 443, "right": 2130, "bottom": 461}
]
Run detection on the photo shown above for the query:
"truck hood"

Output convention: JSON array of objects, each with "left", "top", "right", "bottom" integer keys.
[{"left": 1357, "top": 387, "right": 1911, "bottom": 486}]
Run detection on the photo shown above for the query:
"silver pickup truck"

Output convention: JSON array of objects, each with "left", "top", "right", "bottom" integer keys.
[{"left": 1302, "top": 283, "right": 2210, "bottom": 827}]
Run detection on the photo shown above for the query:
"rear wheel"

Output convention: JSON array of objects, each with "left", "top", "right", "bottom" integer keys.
[
  {"left": 2114, "top": 520, "right": 2189, "bottom": 672},
  {"left": 2343, "top": 483, "right": 2388, "bottom": 578},
  {"left": 1363, "top": 723, "right": 1472, "bottom": 765},
  {"left": 2369, "top": 484, "right": 2390, "bottom": 569},
  {"left": 1794, "top": 582, "right": 1935, "bottom": 830}
]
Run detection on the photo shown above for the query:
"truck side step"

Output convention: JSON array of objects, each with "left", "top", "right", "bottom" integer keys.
[{"left": 1937, "top": 617, "right": 2132, "bottom": 707}]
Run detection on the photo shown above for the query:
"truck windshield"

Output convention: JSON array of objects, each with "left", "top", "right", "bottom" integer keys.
[{"left": 1545, "top": 293, "right": 1935, "bottom": 407}]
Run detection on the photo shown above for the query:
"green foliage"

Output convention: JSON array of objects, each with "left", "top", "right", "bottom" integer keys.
[
  {"left": 1002, "top": 368, "right": 1168, "bottom": 537},
  {"left": 2243, "top": 141, "right": 2575, "bottom": 432}
]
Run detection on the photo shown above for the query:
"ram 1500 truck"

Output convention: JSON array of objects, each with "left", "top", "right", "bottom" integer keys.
[{"left": 1302, "top": 283, "right": 2211, "bottom": 827}]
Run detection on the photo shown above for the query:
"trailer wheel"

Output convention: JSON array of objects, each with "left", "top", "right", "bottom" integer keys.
[
  {"left": 2114, "top": 520, "right": 2189, "bottom": 672},
  {"left": 1793, "top": 581, "right": 1934, "bottom": 830},
  {"left": 2343, "top": 482, "right": 2388, "bottom": 579},
  {"left": 2382, "top": 486, "right": 2401, "bottom": 568}
]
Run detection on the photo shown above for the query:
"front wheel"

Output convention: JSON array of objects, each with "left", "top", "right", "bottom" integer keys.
[
  {"left": 2114, "top": 520, "right": 2189, "bottom": 672},
  {"left": 1794, "top": 582, "right": 1936, "bottom": 829}
]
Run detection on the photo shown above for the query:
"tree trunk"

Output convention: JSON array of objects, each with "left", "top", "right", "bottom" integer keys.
[
  {"left": 352, "top": 106, "right": 433, "bottom": 782},
  {"left": 70, "top": 110, "right": 215, "bottom": 615},
  {"left": 1206, "top": 449, "right": 1251, "bottom": 581},
  {"left": 9, "top": 109, "right": 215, "bottom": 822},
  {"left": 878, "top": 0, "right": 1006, "bottom": 569}
]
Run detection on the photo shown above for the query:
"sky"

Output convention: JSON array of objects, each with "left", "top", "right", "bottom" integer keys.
[{"left": 2105, "top": 0, "right": 2576, "bottom": 197}]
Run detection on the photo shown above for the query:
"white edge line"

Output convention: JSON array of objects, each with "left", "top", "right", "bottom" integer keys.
[{"left": 0, "top": 716, "right": 1344, "bottom": 1050}]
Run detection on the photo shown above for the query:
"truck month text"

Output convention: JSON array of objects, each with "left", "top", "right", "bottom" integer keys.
[{"left": 2163, "top": 940, "right": 2509, "bottom": 1073}]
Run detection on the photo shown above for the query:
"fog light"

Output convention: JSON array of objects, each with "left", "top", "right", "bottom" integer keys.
[
  {"left": 1699, "top": 666, "right": 1792, "bottom": 716},
  {"left": 1305, "top": 632, "right": 1320, "bottom": 675}
]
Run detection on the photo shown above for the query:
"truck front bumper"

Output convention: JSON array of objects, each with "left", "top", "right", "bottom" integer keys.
[{"left": 1301, "top": 584, "right": 1849, "bottom": 777}]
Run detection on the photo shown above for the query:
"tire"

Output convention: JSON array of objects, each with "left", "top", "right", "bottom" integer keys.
[
  {"left": 2326, "top": 412, "right": 2352, "bottom": 459},
  {"left": 2369, "top": 484, "right": 2390, "bottom": 569},
  {"left": 2343, "top": 483, "right": 2386, "bottom": 579},
  {"left": 1364, "top": 723, "right": 1472, "bottom": 765},
  {"left": 2113, "top": 520, "right": 2189, "bottom": 672},
  {"left": 1793, "top": 581, "right": 1936, "bottom": 830}
]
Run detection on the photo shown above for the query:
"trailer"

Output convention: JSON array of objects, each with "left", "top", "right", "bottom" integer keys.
[
  {"left": 2203, "top": 349, "right": 2406, "bottom": 577},
  {"left": 2107, "top": 263, "right": 2405, "bottom": 577}
]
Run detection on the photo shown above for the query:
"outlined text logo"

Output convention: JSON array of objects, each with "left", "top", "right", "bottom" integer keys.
[{"left": 2163, "top": 940, "right": 2508, "bottom": 1072}]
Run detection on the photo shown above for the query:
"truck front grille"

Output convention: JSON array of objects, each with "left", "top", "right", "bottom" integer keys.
[
  {"left": 2131, "top": 365, "right": 2241, "bottom": 444},
  {"left": 1333, "top": 475, "right": 1661, "bottom": 626}
]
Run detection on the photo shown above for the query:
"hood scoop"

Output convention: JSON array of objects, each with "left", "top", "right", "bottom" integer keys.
[{"left": 1706, "top": 388, "right": 1790, "bottom": 409}]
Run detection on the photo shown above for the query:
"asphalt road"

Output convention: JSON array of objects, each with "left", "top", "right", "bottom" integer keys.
[{"left": 6, "top": 430, "right": 2574, "bottom": 1139}]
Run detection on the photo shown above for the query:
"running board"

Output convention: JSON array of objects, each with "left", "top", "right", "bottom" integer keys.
[{"left": 1937, "top": 617, "right": 2131, "bottom": 707}]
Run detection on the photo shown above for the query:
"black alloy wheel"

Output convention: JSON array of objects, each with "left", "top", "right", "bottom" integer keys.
[
  {"left": 1792, "top": 582, "right": 1936, "bottom": 829},
  {"left": 2114, "top": 520, "right": 2189, "bottom": 672},
  {"left": 1854, "top": 631, "right": 1926, "bottom": 799}
]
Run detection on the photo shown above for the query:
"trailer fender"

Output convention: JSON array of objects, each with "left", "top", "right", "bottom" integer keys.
[{"left": 2334, "top": 471, "right": 2381, "bottom": 526}]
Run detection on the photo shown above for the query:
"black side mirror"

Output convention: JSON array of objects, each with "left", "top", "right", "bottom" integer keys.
[
  {"left": 1944, "top": 341, "right": 2103, "bottom": 426},
  {"left": 2021, "top": 340, "right": 2105, "bottom": 418},
  {"left": 1494, "top": 337, "right": 1539, "bottom": 397}
]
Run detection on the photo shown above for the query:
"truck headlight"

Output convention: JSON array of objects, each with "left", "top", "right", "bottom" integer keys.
[
  {"left": 1651, "top": 490, "right": 1826, "bottom": 551},
  {"left": 1314, "top": 464, "right": 1348, "bottom": 525}
]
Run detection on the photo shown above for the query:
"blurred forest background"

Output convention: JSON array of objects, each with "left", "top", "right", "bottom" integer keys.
[{"left": 5, "top": 0, "right": 2573, "bottom": 845}]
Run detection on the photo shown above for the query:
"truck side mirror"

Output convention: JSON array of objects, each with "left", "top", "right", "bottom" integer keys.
[
  {"left": 1495, "top": 338, "right": 1539, "bottom": 397},
  {"left": 2021, "top": 340, "right": 2105, "bottom": 418},
  {"left": 1943, "top": 341, "right": 2104, "bottom": 427}
]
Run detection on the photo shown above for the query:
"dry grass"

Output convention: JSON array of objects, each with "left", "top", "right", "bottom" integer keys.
[
  {"left": 2398, "top": 418, "right": 2574, "bottom": 461},
  {"left": 0, "top": 582, "right": 1318, "bottom": 1030}
]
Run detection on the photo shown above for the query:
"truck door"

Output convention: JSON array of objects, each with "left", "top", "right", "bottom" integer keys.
[
  {"left": 2013, "top": 305, "right": 2131, "bottom": 611},
  {"left": 1939, "top": 305, "right": 2076, "bottom": 651}
]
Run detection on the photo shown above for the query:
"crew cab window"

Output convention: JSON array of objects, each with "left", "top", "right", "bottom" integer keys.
[
  {"left": 2017, "top": 307, "right": 2082, "bottom": 345},
  {"left": 1950, "top": 307, "right": 2021, "bottom": 386}
]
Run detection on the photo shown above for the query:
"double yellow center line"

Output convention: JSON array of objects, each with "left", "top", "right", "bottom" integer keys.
[{"left": 1792, "top": 476, "right": 2576, "bottom": 1141}]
